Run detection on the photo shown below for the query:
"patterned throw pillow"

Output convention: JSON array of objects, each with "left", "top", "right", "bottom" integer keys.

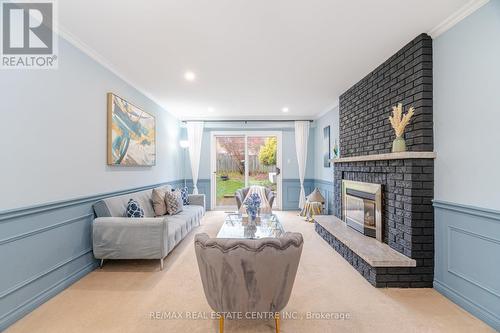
[
  {"left": 179, "top": 187, "right": 189, "bottom": 205},
  {"left": 126, "top": 199, "right": 144, "bottom": 218},
  {"left": 165, "top": 190, "right": 183, "bottom": 215},
  {"left": 152, "top": 188, "right": 167, "bottom": 216}
]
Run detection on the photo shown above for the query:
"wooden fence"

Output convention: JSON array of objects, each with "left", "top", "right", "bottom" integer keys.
[{"left": 216, "top": 154, "right": 276, "bottom": 173}]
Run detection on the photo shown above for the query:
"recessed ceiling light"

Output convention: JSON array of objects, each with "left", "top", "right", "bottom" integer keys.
[
  {"left": 184, "top": 71, "right": 196, "bottom": 81},
  {"left": 282, "top": 107, "right": 289, "bottom": 113},
  {"left": 207, "top": 107, "right": 215, "bottom": 113}
]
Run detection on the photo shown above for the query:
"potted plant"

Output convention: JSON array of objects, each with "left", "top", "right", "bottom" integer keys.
[{"left": 389, "top": 103, "right": 414, "bottom": 153}]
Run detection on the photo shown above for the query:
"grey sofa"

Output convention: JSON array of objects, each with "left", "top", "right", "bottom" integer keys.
[
  {"left": 93, "top": 185, "right": 205, "bottom": 270},
  {"left": 194, "top": 232, "right": 303, "bottom": 332},
  {"left": 235, "top": 187, "right": 275, "bottom": 209}
]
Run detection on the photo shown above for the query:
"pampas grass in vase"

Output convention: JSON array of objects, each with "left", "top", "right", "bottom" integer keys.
[{"left": 389, "top": 103, "right": 414, "bottom": 153}]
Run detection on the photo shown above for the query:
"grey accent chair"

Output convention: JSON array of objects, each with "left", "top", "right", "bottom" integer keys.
[
  {"left": 93, "top": 185, "right": 205, "bottom": 270},
  {"left": 235, "top": 187, "right": 275, "bottom": 209},
  {"left": 194, "top": 232, "right": 303, "bottom": 332}
]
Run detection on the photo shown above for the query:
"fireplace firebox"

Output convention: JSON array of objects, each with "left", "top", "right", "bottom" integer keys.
[{"left": 342, "top": 180, "right": 382, "bottom": 242}]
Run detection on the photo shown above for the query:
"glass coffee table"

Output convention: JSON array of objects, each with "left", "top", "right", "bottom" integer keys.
[{"left": 217, "top": 213, "right": 285, "bottom": 239}]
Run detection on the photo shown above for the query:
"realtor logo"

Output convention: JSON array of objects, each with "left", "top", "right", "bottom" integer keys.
[{"left": 1, "top": 0, "right": 58, "bottom": 69}]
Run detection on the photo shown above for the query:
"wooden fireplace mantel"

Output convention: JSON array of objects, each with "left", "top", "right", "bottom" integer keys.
[{"left": 331, "top": 151, "right": 436, "bottom": 163}]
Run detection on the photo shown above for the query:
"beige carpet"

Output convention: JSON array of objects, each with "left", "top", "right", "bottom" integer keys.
[{"left": 7, "top": 211, "right": 494, "bottom": 333}]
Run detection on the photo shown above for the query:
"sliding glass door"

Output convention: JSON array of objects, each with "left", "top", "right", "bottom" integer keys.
[
  {"left": 247, "top": 136, "right": 278, "bottom": 194},
  {"left": 214, "top": 136, "right": 246, "bottom": 207},
  {"left": 211, "top": 132, "right": 281, "bottom": 210}
]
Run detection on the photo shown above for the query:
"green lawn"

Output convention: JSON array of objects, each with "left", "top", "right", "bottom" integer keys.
[
  {"left": 216, "top": 172, "right": 275, "bottom": 202},
  {"left": 216, "top": 177, "right": 245, "bottom": 200}
]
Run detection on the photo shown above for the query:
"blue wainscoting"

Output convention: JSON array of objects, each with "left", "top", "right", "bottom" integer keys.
[
  {"left": 282, "top": 178, "right": 314, "bottom": 211},
  {"left": 433, "top": 200, "right": 500, "bottom": 331},
  {"left": 0, "top": 180, "right": 184, "bottom": 331}
]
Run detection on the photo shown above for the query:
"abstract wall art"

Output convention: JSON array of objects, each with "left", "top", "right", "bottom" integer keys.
[{"left": 107, "top": 93, "right": 156, "bottom": 166}]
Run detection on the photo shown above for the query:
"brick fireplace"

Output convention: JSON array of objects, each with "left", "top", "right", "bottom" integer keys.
[{"left": 315, "top": 33, "right": 435, "bottom": 288}]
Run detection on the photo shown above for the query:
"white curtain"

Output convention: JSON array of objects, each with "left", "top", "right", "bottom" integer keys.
[
  {"left": 186, "top": 121, "right": 204, "bottom": 194},
  {"left": 294, "top": 121, "right": 310, "bottom": 209}
]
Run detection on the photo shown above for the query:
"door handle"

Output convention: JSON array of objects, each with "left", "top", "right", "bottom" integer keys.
[{"left": 276, "top": 167, "right": 281, "bottom": 176}]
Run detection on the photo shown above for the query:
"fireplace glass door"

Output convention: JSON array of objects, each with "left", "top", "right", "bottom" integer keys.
[
  {"left": 342, "top": 180, "right": 382, "bottom": 242},
  {"left": 345, "top": 194, "right": 376, "bottom": 238}
]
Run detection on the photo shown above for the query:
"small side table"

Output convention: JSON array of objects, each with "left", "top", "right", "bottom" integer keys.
[{"left": 299, "top": 201, "right": 323, "bottom": 222}]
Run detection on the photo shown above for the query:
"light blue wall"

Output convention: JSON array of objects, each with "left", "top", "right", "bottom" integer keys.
[
  {"left": 433, "top": 1, "right": 500, "bottom": 330},
  {"left": 0, "top": 36, "right": 183, "bottom": 330},
  {"left": 311, "top": 107, "right": 339, "bottom": 214},
  {"left": 0, "top": 37, "right": 183, "bottom": 211},
  {"left": 434, "top": 0, "right": 500, "bottom": 211},
  {"left": 313, "top": 106, "right": 339, "bottom": 182}
]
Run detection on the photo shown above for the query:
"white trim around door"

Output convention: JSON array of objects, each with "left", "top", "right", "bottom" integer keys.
[{"left": 210, "top": 131, "right": 283, "bottom": 211}]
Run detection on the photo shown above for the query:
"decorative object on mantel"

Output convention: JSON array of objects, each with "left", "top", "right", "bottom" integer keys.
[
  {"left": 300, "top": 188, "right": 325, "bottom": 222},
  {"left": 389, "top": 103, "right": 414, "bottom": 153},
  {"left": 332, "top": 139, "right": 339, "bottom": 159}
]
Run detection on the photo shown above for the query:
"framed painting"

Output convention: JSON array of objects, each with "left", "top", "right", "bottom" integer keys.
[
  {"left": 323, "top": 125, "right": 331, "bottom": 167},
  {"left": 107, "top": 93, "right": 156, "bottom": 166}
]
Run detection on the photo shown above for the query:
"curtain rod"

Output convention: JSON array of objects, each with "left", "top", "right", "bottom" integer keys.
[{"left": 181, "top": 119, "right": 314, "bottom": 123}]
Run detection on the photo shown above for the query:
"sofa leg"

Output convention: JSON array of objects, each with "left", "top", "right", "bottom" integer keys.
[
  {"left": 99, "top": 259, "right": 104, "bottom": 269},
  {"left": 160, "top": 258, "right": 164, "bottom": 271}
]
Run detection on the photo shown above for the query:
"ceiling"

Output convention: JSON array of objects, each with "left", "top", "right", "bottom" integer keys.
[{"left": 59, "top": 0, "right": 475, "bottom": 120}]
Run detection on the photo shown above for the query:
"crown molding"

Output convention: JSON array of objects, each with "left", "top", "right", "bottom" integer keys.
[
  {"left": 428, "top": 0, "right": 490, "bottom": 38},
  {"left": 57, "top": 25, "right": 178, "bottom": 119},
  {"left": 314, "top": 100, "right": 339, "bottom": 120},
  {"left": 179, "top": 115, "right": 313, "bottom": 122}
]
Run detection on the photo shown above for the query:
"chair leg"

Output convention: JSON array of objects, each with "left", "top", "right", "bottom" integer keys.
[
  {"left": 160, "top": 258, "right": 164, "bottom": 271},
  {"left": 99, "top": 259, "right": 104, "bottom": 269},
  {"left": 275, "top": 313, "right": 280, "bottom": 333},
  {"left": 219, "top": 316, "right": 224, "bottom": 333}
]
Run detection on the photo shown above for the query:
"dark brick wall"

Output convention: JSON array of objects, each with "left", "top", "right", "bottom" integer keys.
[
  {"left": 320, "top": 33, "right": 435, "bottom": 287},
  {"left": 333, "top": 158, "right": 434, "bottom": 287},
  {"left": 339, "top": 34, "right": 433, "bottom": 157}
]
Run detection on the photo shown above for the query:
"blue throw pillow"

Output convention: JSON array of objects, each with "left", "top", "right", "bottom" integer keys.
[
  {"left": 126, "top": 199, "right": 144, "bottom": 218},
  {"left": 172, "top": 187, "right": 189, "bottom": 205},
  {"left": 180, "top": 187, "right": 189, "bottom": 205}
]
